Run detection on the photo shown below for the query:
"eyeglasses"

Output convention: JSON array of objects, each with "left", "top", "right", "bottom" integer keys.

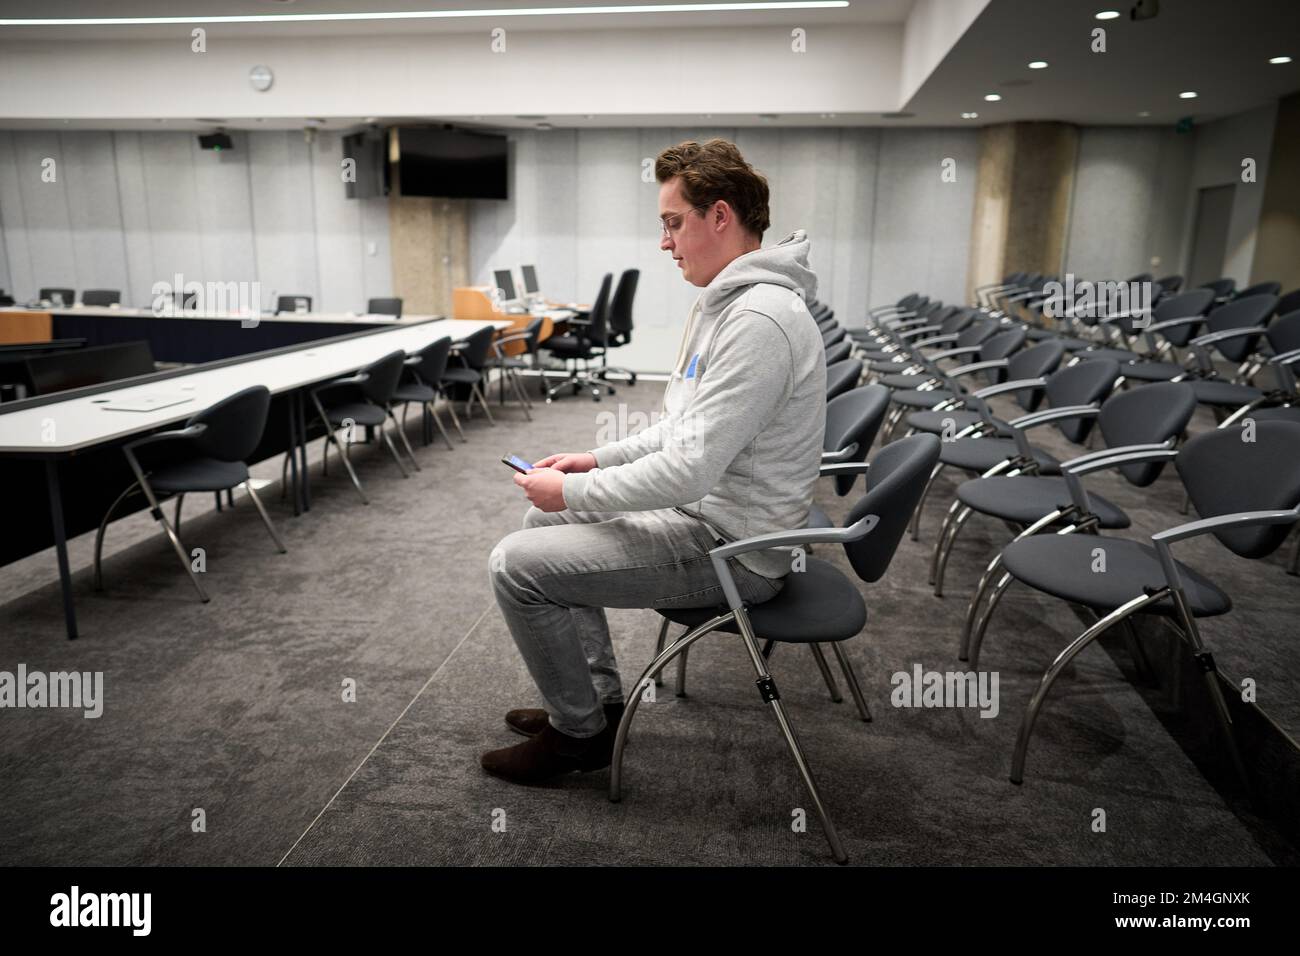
[{"left": 659, "top": 201, "right": 714, "bottom": 238}]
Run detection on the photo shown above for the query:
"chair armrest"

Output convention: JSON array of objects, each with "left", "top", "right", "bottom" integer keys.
[
  {"left": 1151, "top": 506, "right": 1300, "bottom": 594},
  {"left": 971, "top": 376, "right": 1047, "bottom": 400},
  {"left": 896, "top": 323, "right": 942, "bottom": 340},
  {"left": 494, "top": 331, "right": 533, "bottom": 346},
  {"left": 818, "top": 462, "right": 871, "bottom": 478},
  {"left": 947, "top": 358, "right": 1009, "bottom": 379},
  {"left": 124, "top": 422, "right": 208, "bottom": 452},
  {"left": 1062, "top": 443, "right": 1178, "bottom": 475},
  {"left": 1189, "top": 326, "right": 1265, "bottom": 348},
  {"left": 1007, "top": 404, "right": 1100, "bottom": 431},
  {"left": 911, "top": 333, "right": 959, "bottom": 350},
  {"left": 707, "top": 512, "right": 881, "bottom": 610},
  {"left": 821, "top": 442, "right": 859, "bottom": 463},
  {"left": 1268, "top": 347, "right": 1300, "bottom": 366},
  {"left": 1145, "top": 316, "right": 1204, "bottom": 335},
  {"left": 923, "top": 346, "right": 983, "bottom": 365}
]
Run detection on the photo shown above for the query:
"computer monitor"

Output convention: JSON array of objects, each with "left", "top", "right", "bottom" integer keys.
[
  {"left": 493, "top": 269, "right": 518, "bottom": 303},
  {"left": 520, "top": 264, "right": 539, "bottom": 296}
]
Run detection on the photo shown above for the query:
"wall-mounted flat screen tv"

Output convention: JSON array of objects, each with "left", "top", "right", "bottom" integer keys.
[{"left": 396, "top": 127, "right": 508, "bottom": 200}]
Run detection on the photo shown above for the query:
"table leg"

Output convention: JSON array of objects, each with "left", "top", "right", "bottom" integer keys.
[
  {"left": 287, "top": 395, "right": 301, "bottom": 517},
  {"left": 297, "top": 390, "right": 311, "bottom": 512},
  {"left": 44, "top": 459, "right": 79, "bottom": 640}
]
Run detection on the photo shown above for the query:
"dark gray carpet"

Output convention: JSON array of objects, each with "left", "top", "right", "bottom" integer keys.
[{"left": 0, "top": 372, "right": 1295, "bottom": 866}]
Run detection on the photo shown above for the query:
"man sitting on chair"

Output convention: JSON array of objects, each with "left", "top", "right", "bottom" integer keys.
[{"left": 482, "top": 138, "right": 828, "bottom": 784}]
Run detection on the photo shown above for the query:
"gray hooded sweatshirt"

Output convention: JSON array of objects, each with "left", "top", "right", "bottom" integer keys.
[{"left": 562, "top": 230, "right": 827, "bottom": 578}]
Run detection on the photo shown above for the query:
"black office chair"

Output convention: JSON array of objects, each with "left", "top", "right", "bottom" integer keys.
[
  {"left": 1072, "top": 288, "right": 1215, "bottom": 368},
  {"left": 1155, "top": 274, "right": 1183, "bottom": 294},
  {"left": 489, "top": 316, "right": 544, "bottom": 421},
  {"left": 1183, "top": 310, "right": 1300, "bottom": 418},
  {"left": 367, "top": 297, "right": 403, "bottom": 317},
  {"left": 609, "top": 433, "right": 942, "bottom": 864},
  {"left": 276, "top": 295, "right": 313, "bottom": 314},
  {"left": 976, "top": 421, "right": 1300, "bottom": 788},
  {"left": 544, "top": 273, "right": 612, "bottom": 403},
  {"left": 93, "top": 385, "right": 286, "bottom": 602},
  {"left": 1235, "top": 281, "right": 1281, "bottom": 300},
  {"left": 599, "top": 268, "right": 639, "bottom": 388},
  {"left": 957, "top": 381, "right": 1198, "bottom": 658},
  {"left": 437, "top": 325, "right": 497, "bottom": 425},
  {"left": 81, "top": 289, "right": 121, "bottom": 307},
  {"left": 308, "top": 350, "right": 416, "bottom": 504},
  {"left": 1200, "top": 277, "right": 1236, "bottom": 303},
  {"left": 1120, "top": 294, "right": 1277, "bottom": 385},
  {"left": 807, "top": 384, "right": 893, "bottom": 528},
  {"left": 393, "top": 335, "right": 459, "bottom": 451},
  {"left": 825, "top": 358, "right": 862, "bottom": 401},
  {"left": 38, "top": 287, "right": 75, "bottom": 307}
]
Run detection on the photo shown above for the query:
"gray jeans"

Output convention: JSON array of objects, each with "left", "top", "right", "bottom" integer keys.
[{"left": 489, "top": 505, "right": 785, "bottom": 737}]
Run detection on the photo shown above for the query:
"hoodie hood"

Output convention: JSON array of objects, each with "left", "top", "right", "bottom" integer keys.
[{"left": 697, "top": 229, "right": 818, "bottom": 315}]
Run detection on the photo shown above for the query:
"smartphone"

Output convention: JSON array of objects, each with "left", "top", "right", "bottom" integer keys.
[{"left": 501, "top": 454, "right": 534, "bottom": 474}]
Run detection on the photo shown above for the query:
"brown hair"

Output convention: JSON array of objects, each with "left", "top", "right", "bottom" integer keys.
[{"left": 655, "top": 139, "right": 770, "bottom": 238}]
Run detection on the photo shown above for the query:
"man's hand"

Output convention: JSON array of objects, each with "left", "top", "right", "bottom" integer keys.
[
  {"left": 514, "top": 468, "right": 568, "bottom": 512},
  {"left": 532, "top": 452, "right": 598, "bottom": 473}
]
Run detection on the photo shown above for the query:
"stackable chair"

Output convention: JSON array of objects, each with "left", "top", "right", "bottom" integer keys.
[
  {"left": 367, "top": 297, "right": 403, "bottom": 317},
  {"left": 39, "top": 287, "right": 75, "bottom": 307},
  {"left": 544, "top": 273, "right": 613, "bottom": 402},
  {"left": 609, "top": 433, "right": 943, "bottom": 864},
  {"left": 1183, "top": 310, "right": 1300, "bottom": 421},
  {"left": 858, "top": 305, "right": 974, "bottom": 365},
  {"left": 393, "top": 335, "right": 460, "bottom": 451},
  {"left": 976, "top": 421, "right": 1300, "bottom": 787},
  {"left": 1110, "top": 294, "right": 1278, "bottom": 386},
  {"left": 94, "top": 385, "right": 286, "bottom": 601},
  {"left": 866, "top": 314, "right": 994, "bottom": 381},
  {"left": 306, "top": 350, "right": 416, "bottom": 504},
  {"left": 487, "top": 316, "right": 544, "bottom": 421},
  {"left": 1155, "top": 274, "right": 1183, "bottom": 294},
  {"left": 909, "top": 359, "right": 1123, "bottom": 543},
  {"left": 854, "top": 300, "right": 950, "bottom": 348},
  {"left": 956, "top": 382, "right": 1198, "bottom": 657},
  {"left": 81, "top": 289, "right": 122, "bottom": 307},
  {"left": 1200, "top": 278, "right": 1236, "bottom": 304},
  {"left": 808, "top": 384, "right": 893, "bottom": 528},
  {"left": 443, "top": 325, "right": 499, "bottom": 423},
  {"left": 826, "top": 358, "right": 863, "bottom": 401},
  {"left": 1069, "top": 288, "right": 1214, "bottom": 369},
  {"left": 824, "top": 338, "right": 852, "bottom": 366},
  {"left": 1235, "top": 281, "right": 1281, "bottom": 300},
  {"left": 275, "top": 295, "right": 312, "bottom": 314}
]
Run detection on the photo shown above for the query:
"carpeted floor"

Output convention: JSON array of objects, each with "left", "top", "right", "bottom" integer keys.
[{"left": 1, "top": 371, "right": 1296, "bottom": 866}]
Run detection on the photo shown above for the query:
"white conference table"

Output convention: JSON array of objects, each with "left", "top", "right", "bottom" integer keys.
[
  {"left": 0, "top": 316, "right": 509, "bottom": 640},
  {"left": 0, "top": 304, "right": 433, "bottom": 325}
]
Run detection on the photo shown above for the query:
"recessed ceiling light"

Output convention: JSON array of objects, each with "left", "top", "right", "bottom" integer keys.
[
  {"left": 961, "top": 112, "right": 979, "bottom": 119},
  {"left": 1095, "top": 10, "right": 1120, "bottom": 19},
  {"left": 1137, "top": 110, "right": 1151, "bottom": 117},
  {"left": 984, "top": 93, "right": 1002, "bottom": 102},
  {"left": 1028, "top": 60, "right": 1048, "bottom": 69},
  {"left": 1179, "top": 91, "right": 1197, "bottom": 99},
  {"left": 1269, "top": 56, "right": 1292, "bottom": 65}
]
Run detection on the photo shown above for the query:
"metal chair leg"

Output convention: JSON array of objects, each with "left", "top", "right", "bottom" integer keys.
[
  {"left": 94, "top": 480, "right": 141, "bottom": 591},
  {"left": 174, "top": 494, "right": 185, "bottom": 535},
  {"left": 967, "top": 571, "right": 1014, "bottom": 671},
  {"left": 830, "top": 642, "right": 872, "bottom": 722},
  {"left": 653, "top": 618, "right": 670, "bottom": 687},
  {"left": 387, "top": 410, "right": 421, "bottom": 471},
  {"left": 911, "top": 461, "right": 945, "bottom": 541},
  {"left": 1010, "top": 590, "right": 1167, "bottom": 784},
  {"left": 379, "top": 420, "right": 411, "bottom": 478},
  {"left": 932, "top": 503, "right": 976, "bottom": 597},
  {"left": 335, "top": 434, "right": 369, "bottom": 504},
  {"left": 676, "top": 645, "right": 690, "bottom": 698},
  {"left": 426, "top": 402, "right": 456, "bottom": 451},
  {"left": 809, "top": 643, "right": 843, "bottom": 703},
  {"left": 244, "top": 482, "right": 287, "bottom": 553},
  {"left": 507, "top": 369, "right": 534, "bottom": 421}
]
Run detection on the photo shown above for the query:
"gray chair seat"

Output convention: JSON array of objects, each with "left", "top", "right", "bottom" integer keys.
[
  {"left": 1001, "top": 534, "right": 1231, "bottom": 617},
  {"left": 1121, "top": 360, "right": 1185, "bottom": 382},
  {"left": 1073, "top": 347, "right": 1143, "bottom": 363},
  {"left": 392, "top": 382, "right": 436, "bottom": 403},
  {"left": 324, "top": 401, "right": 387, "bottom": 427},
  {"left": 880, "top": 372, "right": 933, "bottom": 389},
  {"left": 1190, "top": 379, "right": 1262, "bottom": 407},
  {"left": 940, "top": 437, "right": 1060, "bottom": 475},
  {"left": 440, "top": 366, "right": 483, "bottom": 384},
  {"left": 807, "top": 503, "right": 832, "bottom": 528},
  {"left": 867, "top": 356, "right": 912, "bottom": 371},
  {"left": 658, "top": 557, "right": 867, "bottom": 643},
  {"left": 1052, "top": 337, "right": 1095, "bottom": 351},
  {"left": 149, "top": 457, "right": 249, "bottom": 494},
  {"left": 544, "top": 335, "right": 587, "bottom": 356},
  {"left": 956, "top": 475, "right": 1129, "bottom": 528},
  {"left": 890, "top": 387, "right": 957, "bottom": 408},
  {"left": 907, "top": 408, "right": 1012, "bottom": 437}
]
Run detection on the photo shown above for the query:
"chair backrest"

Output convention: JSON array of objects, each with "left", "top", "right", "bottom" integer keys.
[
  {"left": 276, "top": 294, "right": 312, "bottom": 314},
  {"left": 1236, "top": 281, "right": 1281, "bottom": 300},
  {"left": 1043, "top": 359, "right": 1121, "bottom": 443},
  {"left": 81, "top": 289, "right": 121, "bottom": 307},
  {"left": 1275, "top": 288, "right": 1300, "bottom": 319},
  {"left": 39, "top": 287, "right": 75, "bottom": 307},
  {"left": 824, "top": 384, "right": 891, "bottom": 496},
  {"left": 520, "top": 315, "right": 546, "bottom": 354},
  {"left": 188, "top": 385, "right": 271, "bottom": 463},
  {"left": 457, "top": 325, "right": 497, "bottom": 371},
  {"left": 413, "top": 335, "right": 454, "bottom": 387},
  {"left": 24, "top": 341, "right": 154, "bottom": 395},
  {"left": 1151, "top": 289, "right": 1215, "bottom": 347},
  {"left": 977, "top": 326, "right": 1028, "bottom": 368},
  {"left": 1005, "top": 339, "right": 1066, "bottom": 411},
  {"left": 360, "top": 350, "right": 409, "bottom": 404},
  {"left": 1201, "top": 277, "right": 1236, "bottom": 300},
  {"left": 824, "top": 339, "right": 852, "bottom": 366},
  {"left": 1266, "top": 310, "right": 1300, "bottom": 359},
  {"left": 939, "top": 307, "right": 976, "bottom": 337},
  {"left": 608, "top": 269, "right": 639, "bottom": 340},
  {"left": 841, "top": 433, "right": 942, "bottom": 582},
  {"left": 1177, "top": 421, "right": 1300, "bottom": 559},
  {"left": 1155, "top": 274, "right": 1183, "bottom": 294},
  {"left": 822, "top": 325, "right": 847, "bottom": 348},
  {"left": 1203, "top": 294, "right": 1278, "bottom": 362},
  {"left": 825, "top": 358, "right": 862, "bottom": 401},
  {"left": 953, "top": 318, "right": 998, "bottom": 351},
  {"left": 588, "top": 274, "right": 613, "bottom": 345},
  {"left": 1097, "top": 382, "right": 1197, "bottom": 486},
  {"left": 367, "top": 297, "right": 402, "bottom": 317}
]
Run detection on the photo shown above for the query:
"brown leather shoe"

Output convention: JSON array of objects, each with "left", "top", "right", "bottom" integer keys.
[
  {"left": 505, "top": 701, "right": 625, "bottom": 738},
  {"left": 480, "top": 721, "right": 616, "bottom": 784}
]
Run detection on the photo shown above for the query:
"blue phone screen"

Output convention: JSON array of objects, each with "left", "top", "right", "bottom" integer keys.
[{"left": 505, "top": 455, "right": 533, "bottom": 472}]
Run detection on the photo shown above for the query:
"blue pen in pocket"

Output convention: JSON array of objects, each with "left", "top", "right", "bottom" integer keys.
[{"left": 685, "top": 353, "right": 700, "bottom": 380}]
